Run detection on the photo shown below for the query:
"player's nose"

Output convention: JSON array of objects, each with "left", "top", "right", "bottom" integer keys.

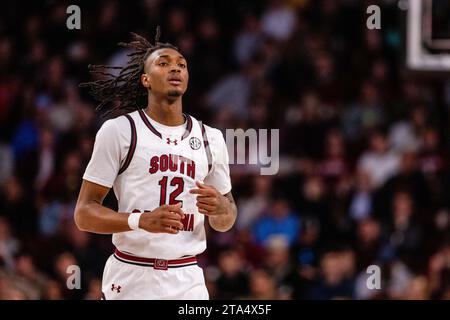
[{"left": 170, "top": 65, "right": 181, "bottom": 73}]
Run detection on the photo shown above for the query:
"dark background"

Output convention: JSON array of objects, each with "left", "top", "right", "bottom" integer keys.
[{"left": 0, "top": 0, "right": 449, "bottom": 300}]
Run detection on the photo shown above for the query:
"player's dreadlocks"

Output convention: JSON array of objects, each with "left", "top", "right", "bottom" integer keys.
[{"left": 80, "top": 27, "right": 178, "bottom": 118}]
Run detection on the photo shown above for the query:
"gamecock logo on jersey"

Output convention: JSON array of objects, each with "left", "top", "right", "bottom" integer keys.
[
  {"left": 189, "top": 137, "right": 201, "bottom": 150},
  {"left": 154, "top": 259, "right": 169, "bottom": 270}
]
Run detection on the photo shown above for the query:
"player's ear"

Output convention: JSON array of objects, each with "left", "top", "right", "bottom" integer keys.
[{"left": 141, "top": 73, "right": 151, "bottom": 89}]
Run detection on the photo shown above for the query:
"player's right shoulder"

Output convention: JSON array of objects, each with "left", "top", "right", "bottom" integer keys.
[
  {"left": 95, "top": 112, "right": 139, "bottom": 147},
  {"left": 98, "top": 111, "right": 138, "bottom": 134}
]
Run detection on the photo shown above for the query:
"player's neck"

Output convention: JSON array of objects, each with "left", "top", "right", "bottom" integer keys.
[{"left": 145, "top": 96, "right": 184, "bottom": 126}]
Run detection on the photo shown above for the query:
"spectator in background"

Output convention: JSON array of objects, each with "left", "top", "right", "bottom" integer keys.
[
  {"left": 206, "top": 55, "right": 263, "bottom": 120},
  {"left": 53, "top": 251, "right": 82, "bottom": 300},
  {"left": 385, "top": 191, "right": 423, "bottom": 271},
  {"left": 83, "top": 278, "right": 102, "bottom": 300},
  {"left": 349, "top": 170, "right": 373, "bottom": 221},
  {"left": 291, "top": 217, "right": 321, "bottom": 299},
  {"left": 234, "top": 13, "right": 263, "bottom": 66},
  {"left": 404, "top": 276, "right": 430, "bottom": 300},
  {"left": 35, "top": 126, "right": 55, "bottom": 192},
  {"left": 215, "top": 248, "right": 250, "bottom": 299},
  {"left": 340, "top": 248, "right": 357, "bottom": 281},
  {"left": 376, "top": 152, "right": 430, "bottom": 222},
  {"left": 166, "top": 7, "right": 188, "bottom": 40},
  {"left": 319, "top": 128, "right": 348, "bottom": 186},
  {"left": 395, "top": 80, "right": 433, "bottom": 121},
  {"left": 6, "top": 253, "right": 48, "bottom": 299},
  {"left": 41, "top": 279, "right": 63, "bottom": 300},
  {"left": 11, "top": 116, "right": 39, "bottom": 177},
  {"left": 385, "top": 259, "right": 414, "bottom": 299},
  {"left": 284, "top": 90, "right": 334, "bottom": 158},
  {"left": 357, "top": 127, "right": 400, "bottom": 190},
  {"left": 354, "top": 217, "right": 384, "bottom": 271},
  {"left": 430, "top": 209, "right": 450, "bottom": 250},
  {"left": 194, "top": 17, "right": 228, "bottom": 90},
  {"left": 231, "top": 228, "right": 266, "bottom": 268},
  {"left": 0, "top": 177, "right": 38, "bottom": 237},
  {"left": 0, "top": 37, "right": 20, "bottom": 138},
  {"left": 308, "top": 250, "right": 355, "bottom": 300},
  {"left": 295, "top": 217, "right": 321, "bottom": 268},
  {"left": 311, "top": 51, "right": 340, "bottom": 103},
  {"left": 39, "top": 151, "right": 82, "bottom": 235},
  {"left": 236, "top": 176, "right": 272, "bottom": 230},
  {"left": 341, "top": 81, "right": 386, "bottom": 143},
  {"left": 0, "top": 271, "right": 27, "bottom": 300},
  {"left": 0, "top": 217, "right": 20, "bottom": 270},
  {"left": 45, "top": 68, "right": 78, "bottom": 135},
  {"left": 261, "top": 0, "right": 297, "bottom": 41},
  {"left": 253, "top": 195, "right": 300, "bottom": 246},
  {"left": 247, "top": 95, "right": 271, "bottom": 129},
  {"left": 370, "top": 58, "right": 390, "bottom": 88},
  {"left": 64, "top": 220, "right": 105, "bottom": 278},
  {"left": 243, "top": 268, "right": 279, "bottom": 300},
  {"left": 295, "top": 175, "right": 331, "bottom": 237},
  {"left": 419, "top": 126, "right": 444, "bottom": 180},
  {"left": 428, "top": 242, "right": 450, "bottom": 299},
  {"left": 389, "top": 105, "right": 427, "bottom": 153},
  {"left": 262, "top": 235, "right": 295, "bottom": 288},
  {"left": 0, "top": 142, "right": 13, "bottom": 186}
]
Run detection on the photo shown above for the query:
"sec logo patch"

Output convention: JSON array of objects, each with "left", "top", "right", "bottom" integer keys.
[{"left": 190, "top": 137, "right": 201, "bottom": 150}]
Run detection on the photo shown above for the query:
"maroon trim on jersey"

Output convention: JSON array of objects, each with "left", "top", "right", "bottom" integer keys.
[
  {"left": 138, "top": 109, "right": 162, "bottom": 139},
  {"left": 181, "top": 114, "right": 193, "bottom": 141},
  {"left": 200, "top": 123, "right": 213, "bottom": 173},
  {"left": 113, "top": 249, "right": 197, "bottom": 269},
  {"left": 138, "top": 109, "right": 193, "bottom": 141},
  {"left": 118, "top": 115, "right": 137, "bottom": 175}
]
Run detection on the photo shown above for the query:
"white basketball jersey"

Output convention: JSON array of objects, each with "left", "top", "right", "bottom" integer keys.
[{"left": 83, "top": 109, "right": 232, "bottom": 260}]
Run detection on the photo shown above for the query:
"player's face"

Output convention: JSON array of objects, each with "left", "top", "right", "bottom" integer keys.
[{"left": 141, "top": 48, "right": 189, "bottom": 99}]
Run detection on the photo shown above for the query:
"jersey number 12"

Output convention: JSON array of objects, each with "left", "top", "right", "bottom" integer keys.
[{"left": 158, "top": 176, "right": 184, "bottom": 206}]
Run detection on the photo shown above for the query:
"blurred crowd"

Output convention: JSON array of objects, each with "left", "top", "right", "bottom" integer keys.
[{"left": 1, "top": 0, "right": 450, "bottom": 300}]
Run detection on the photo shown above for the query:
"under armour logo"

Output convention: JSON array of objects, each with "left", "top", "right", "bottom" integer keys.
[
  {"left": 167, "top": 138, "right": 178, "bottom": 145},
  {"left": 111, "top": 284, "right": 121, "bottom": 293}
]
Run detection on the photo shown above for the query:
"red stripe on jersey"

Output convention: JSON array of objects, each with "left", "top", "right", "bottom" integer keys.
[{"left": 118, "top": 114, "right": 137, "bottom": 175}]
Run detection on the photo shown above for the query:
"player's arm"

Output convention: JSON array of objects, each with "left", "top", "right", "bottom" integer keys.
[
  {"left": 74, "top": 180, "right": 185, "bottom": 234},
  {"left": 208, "top": 191, "right": 237, "bottom": 232},
  {"left": 190, "top": 181, "right": 237, "bottom": 232}
]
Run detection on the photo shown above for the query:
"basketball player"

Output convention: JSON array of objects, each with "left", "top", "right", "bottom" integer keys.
[{"left": 74, "top": 29, "right": 237, "bottom": 300}]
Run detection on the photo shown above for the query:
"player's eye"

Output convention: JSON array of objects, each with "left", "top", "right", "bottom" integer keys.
[
  {"left": 159, "top": 62, "right": 168, "bottom": 66},
  {"left": 178, "top": 63, "right": 186, "bottom": 68}
]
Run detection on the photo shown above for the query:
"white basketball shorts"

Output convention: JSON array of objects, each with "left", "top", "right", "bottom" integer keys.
[{"left": 101, "top": 249, "right": 209, "bottom": 300}]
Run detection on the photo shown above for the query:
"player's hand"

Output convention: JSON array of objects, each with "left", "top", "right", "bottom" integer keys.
[
  {"left": 138, "top": 203, "right": 185, "bottom": 234},
  {"left": 189, "top": 181, "right": 230, "bottom": 216}
]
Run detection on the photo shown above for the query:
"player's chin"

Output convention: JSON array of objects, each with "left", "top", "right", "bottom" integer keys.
[{"left": 167, "top": 89, "right": 183, "bottom": 98}]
